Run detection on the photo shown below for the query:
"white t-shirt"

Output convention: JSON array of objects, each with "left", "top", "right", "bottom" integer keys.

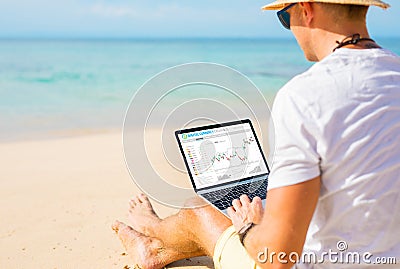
[{"left": 268, "top": 48, "right": 400, "bottom": 268}]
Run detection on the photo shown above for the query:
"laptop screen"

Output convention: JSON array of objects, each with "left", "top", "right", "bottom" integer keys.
[{"left": 176, "top": 120, "right": 269, "bottom": 190}]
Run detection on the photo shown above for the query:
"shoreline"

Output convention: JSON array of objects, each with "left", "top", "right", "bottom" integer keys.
[{"left": 0, "top": 127, "right": 123, "bottom": 144}]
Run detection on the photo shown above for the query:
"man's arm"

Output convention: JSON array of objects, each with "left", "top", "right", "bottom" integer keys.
[{"left": 244, "top": 176, "right": 320, "bottom": 269}]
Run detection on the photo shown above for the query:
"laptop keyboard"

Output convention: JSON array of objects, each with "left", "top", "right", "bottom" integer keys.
[{"left": 201, "top": 180, "right": 268, "bottom": 210}]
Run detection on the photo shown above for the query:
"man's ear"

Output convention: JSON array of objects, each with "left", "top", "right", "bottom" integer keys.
[{"left": 298, "top": 2, "right": 314, "bottom": 27}]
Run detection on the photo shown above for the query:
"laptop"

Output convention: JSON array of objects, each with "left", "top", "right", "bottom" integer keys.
[{"left": 175, "top": 119, "right": 269, "bottom": 217}]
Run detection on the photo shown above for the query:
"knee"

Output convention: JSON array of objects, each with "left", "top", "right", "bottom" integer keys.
[
  {"left": 179, "top": 196, "right": 216, "bottom": 221},
  {"left": 183, "top": 196, "right": 205, "bottom": 208}
]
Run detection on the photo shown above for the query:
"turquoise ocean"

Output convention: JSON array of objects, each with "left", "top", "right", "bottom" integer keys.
[{"left": 1, "top": 38, "right": 399, "bottom": 142}]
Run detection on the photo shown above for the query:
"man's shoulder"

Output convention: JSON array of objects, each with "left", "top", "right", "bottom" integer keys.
[
  {"left": 278, "top": 54, "right": 335, "bottom": 96},
  {"left": 278, "top": 48, "right": 400, "bottom": 101},
  {"left": 276, "top": 67, "right": 322, "bottom": 102}
]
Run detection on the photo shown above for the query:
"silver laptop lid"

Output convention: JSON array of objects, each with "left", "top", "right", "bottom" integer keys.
[{"left": 175, "top": 119, "right": 269, "bottom": 191}]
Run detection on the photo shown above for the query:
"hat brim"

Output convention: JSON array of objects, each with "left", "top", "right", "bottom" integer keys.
[{"left": 261, "top": 0, "right": 390, "bottom": 10}]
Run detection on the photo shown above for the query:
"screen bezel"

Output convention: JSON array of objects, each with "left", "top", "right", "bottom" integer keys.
[{"left": 175, "top": 119, "right": 270, "bottom": 191}]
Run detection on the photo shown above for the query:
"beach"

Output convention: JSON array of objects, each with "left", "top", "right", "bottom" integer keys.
[
  {"left": 1, "top": 38, "right": 399, "bottom": 268},
  {"left": 0, "top": 131, "right": 215, "bottom": 268},
  {"left": 0, "top": 39, "right": 293, "bottom": 269}
]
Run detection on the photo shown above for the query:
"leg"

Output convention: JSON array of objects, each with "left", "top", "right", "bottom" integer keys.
[
  {"left": 113, "top": 194, "right": 232, "bottom": 268},
  {"left": 112, "top": 221, "right": 204, "bottom": 269},
  {"left": 128, "top": 194, "right": 232, "bottom": 256}
]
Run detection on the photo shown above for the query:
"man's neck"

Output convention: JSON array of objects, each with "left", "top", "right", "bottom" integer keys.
[{"left": 311, "top": 23, "right": 371, "bottom": 61}]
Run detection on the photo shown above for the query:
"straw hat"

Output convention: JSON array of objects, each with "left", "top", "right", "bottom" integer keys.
[{"left": 261, "top": 0, "right": 390, "bottom": 10}]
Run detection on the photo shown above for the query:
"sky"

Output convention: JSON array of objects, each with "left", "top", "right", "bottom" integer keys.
[{"left": 0, "top": 0, "right": 399, "bottom": 38}]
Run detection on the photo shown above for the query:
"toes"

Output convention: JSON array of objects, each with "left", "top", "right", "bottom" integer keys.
[
  {"left": 113, "top": 221, "right": 143, "bottom": 253},
  {"left": 118, "top": 221, "right": 133, "bottom": 235},
  {"left": 137, "top": 193, "right": 146, "bottom": 203},
  {"left": 114, "top": 221, "right": 137, "bottom": 241},
  {"left": 112, "top": 220, "right": 132, "bottom": 234},
  {"left": 135, "top": 193, "right": 154, "bottom": 210},
  {"left": 134, "top": 195, "right": 142, "bottom": 205},
  {"left": 129, "top": 198, "right": 137, "bottom": 208},
  {"left": 112, "top": 220, "right": 123, "bottom": 233},
  {"left": 129, "top": 207, "right": 134, "bottom": 214},
  {"left": 139, "top": 193, "right": 152, "bottom": 206}
]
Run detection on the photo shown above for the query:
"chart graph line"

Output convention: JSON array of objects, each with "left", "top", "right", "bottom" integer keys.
[{"left": 210, "top": 137, "right": 255, "bottom": 165}]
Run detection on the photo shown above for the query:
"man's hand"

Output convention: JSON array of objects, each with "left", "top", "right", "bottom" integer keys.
[{"left": 227, "top": 194, "right": 264, "bottom": 232}]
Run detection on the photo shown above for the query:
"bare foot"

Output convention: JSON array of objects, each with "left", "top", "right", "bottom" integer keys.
[
  {"left": 128, "top": 193, "right": 161, "bottom": 236},
  {"left": 112, "top": 221, "right": 173, "bottom": 269}
]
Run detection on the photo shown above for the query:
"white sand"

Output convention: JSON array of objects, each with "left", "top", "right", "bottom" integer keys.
[{"left": 0, "top": 132, "right": 213, "bottom": 268}]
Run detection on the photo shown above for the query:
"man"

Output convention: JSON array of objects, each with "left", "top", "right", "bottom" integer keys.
[{"left": 113, "top": 0, "right": 400, "bottom": 268}]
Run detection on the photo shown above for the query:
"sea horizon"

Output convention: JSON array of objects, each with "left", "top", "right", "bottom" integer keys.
[{"left": 1, "top": 38, "right": 400, "bottom": 142}]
